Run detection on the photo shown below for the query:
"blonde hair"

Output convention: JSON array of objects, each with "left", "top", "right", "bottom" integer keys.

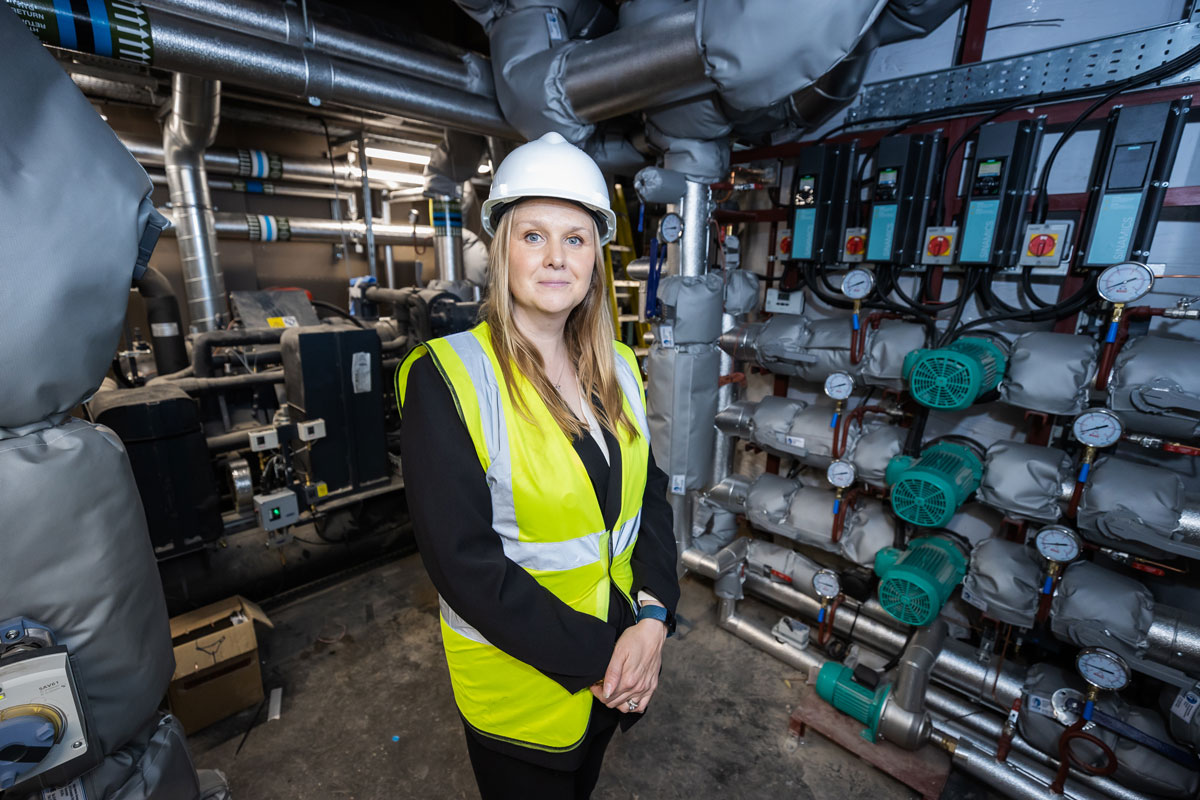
[{"left": 482, "top": 208, "right": 638, "bottom": 441}]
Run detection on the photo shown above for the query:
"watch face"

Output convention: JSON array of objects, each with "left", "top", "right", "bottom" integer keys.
[{"left": 824, "top": 372, "right": 854, "bottom": 401}]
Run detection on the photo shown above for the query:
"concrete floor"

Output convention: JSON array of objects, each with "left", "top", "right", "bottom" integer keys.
[{"left": 189, "top": 553, "right": 938, "bottom": 799}]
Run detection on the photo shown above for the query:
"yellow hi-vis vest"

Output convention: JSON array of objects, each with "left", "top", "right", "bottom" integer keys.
[{"left": 395, "top": 322, "right": 649, "bottom": 752}]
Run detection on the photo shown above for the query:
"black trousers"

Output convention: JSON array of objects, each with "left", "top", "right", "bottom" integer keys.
[{"left": 463, "top": 725, "right": 618, "bottom": 800}]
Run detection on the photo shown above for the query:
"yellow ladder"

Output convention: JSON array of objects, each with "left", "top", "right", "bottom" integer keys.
[{"left": 602, "top": 184, "right": 651, "bottom": 355}]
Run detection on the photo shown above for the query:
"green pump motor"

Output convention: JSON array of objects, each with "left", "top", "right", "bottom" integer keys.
[
  {"left": 903, "top": 337, "right": 1007, "bottom": 410},
  {"left": 885, "top": 440, "right": 983, "bottom": 528},
  {"left": 874, "top": 536, "right": 967, "bottom": 626},
  {"left": 815, "top": 662, "right": 890, "bottom": 742}
]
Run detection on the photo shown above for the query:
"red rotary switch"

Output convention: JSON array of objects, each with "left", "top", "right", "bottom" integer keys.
[
  {"left": 926, "top": 235, "right": 952, "bottom": 257},
  {"left": 1027, "top": 234, "right": 1057, "bottom": 257},
  {"left": 778, "top": 236, "right": 792, "bottom": 255},
  {"left": 845, "top": 235, "right": 866, "bottom": 256}
]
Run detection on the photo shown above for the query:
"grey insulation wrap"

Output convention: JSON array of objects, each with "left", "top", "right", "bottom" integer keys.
[
  {"left": 961, "top": 538, "right": 1041, "bottom": 628},
  {"left": 1052, "top": 561, "right": 1154, "bottom": 654},
  {"left": 977, "top": 441, "right": 1072, "bottom": 522},
  {"left": 656, "top": 273, "right": 725, "bottom": 344},
  {"left": 724, "top": 270, "right": 759, "bottom": 315},
  {"left": 747, "top": 315, "right": 922, "bottom": 387},
  {"left": 634, "top": 166, "right": 690, "bottom": 205},
  {"left": 743, "top": 474, "right": 891, "bottom": 566},
  {"left": 1109, "top": 336, "right": 1200, "bottom": 440},
  {"left": 646, "top": 343, "right": 720, "bottom": 493},
  {"left": 859, "top": 318, "right": 926, "bottom": 390},
  {"left": 0, "top": 11, "right": 162, "bottom": 430},
  {"left": 0, "top": 422, "right": 175, "bottom": 774},
  {"left": 71, "top": 716, "right": 204, "bottom": 800},
  {"left": 1078, "top": 456, "right": 1185, "bottom": 547},
  {"left": 999, "top": 332, "right": 1098, "bottom": 415}
]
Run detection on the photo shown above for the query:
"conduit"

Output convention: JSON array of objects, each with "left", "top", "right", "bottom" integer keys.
[{"left": 158, "top": 209, "right": 435, "bottom": 246}]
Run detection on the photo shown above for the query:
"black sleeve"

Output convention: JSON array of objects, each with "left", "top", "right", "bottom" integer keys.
[
  {"left": 400, "top": 355, "right": 615, "bottom": 692},
  {"left": 630, "top": 446, "right": 681, "bottom": 619}
]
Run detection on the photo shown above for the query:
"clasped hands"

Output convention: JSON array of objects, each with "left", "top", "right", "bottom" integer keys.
[{"left": 589, "top": 604, "right": 667, "bottom": 713}]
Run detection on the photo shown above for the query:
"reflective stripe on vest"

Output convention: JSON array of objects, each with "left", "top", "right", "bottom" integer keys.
[{"left": 396, "top": 322, "right": 649, "bottom": 751}]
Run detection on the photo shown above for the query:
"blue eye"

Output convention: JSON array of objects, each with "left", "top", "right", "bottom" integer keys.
[
  {"left": 567, "top": 235, "right": 584, "bottom": 246},
  {"left": 524, "top": 231, "right": 543, "bottom": 243}
]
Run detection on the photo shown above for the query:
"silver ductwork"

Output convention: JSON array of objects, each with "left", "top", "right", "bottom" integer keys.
[
  {"left": 163, "top": 73, "right": 225, "bottom": 332},
  {"left": 158, "top": 210, "right": 435, "bottom": 247}
]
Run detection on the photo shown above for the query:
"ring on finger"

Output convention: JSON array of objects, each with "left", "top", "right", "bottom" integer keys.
[{"left": 627, "top": 699, "right": 639, "bottom": 711}]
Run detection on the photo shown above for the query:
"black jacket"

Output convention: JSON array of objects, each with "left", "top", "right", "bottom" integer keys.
[{"left": 399, "top": 354, "right": 679, "bottom": 769}]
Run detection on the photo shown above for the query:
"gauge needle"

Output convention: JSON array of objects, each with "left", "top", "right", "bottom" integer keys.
[{"left": 1084, "top": 425, "right": 1111, "bottom": 432}]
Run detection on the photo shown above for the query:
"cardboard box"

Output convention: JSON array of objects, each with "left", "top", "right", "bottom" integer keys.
[{"left": 168, "top": 595, "right": 274, "bottom": 734}]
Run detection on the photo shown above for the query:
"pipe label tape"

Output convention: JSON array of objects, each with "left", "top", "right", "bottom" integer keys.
[
  {"left": 150, "top": 321, "right": 180, "bottom": 338},
  {"left": 11, "top": 0, "right": 154, "bottom": 65},
  {"left": 245, "top": 215, "right": 292, "bottom": 242},
  {"left": 1171, "top": 690, "right": 1200, "bottom": 723},
  {"left": 237, "top": 149, "right": 283, "bottom": 180}
]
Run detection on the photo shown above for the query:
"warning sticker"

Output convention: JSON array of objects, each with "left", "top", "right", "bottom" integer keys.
[
  {"left": 960, "top": 586, "right": 988, "bottom": 611},
  {"left": 1026, "top": 693, "right": 1055, "bottom": 719},
  {"left": 11, "top": 0, "right": 153, "bottom": 65},
  {"left": 1171, "top": 689, "right": 1200, "bottom": 724},
  {"left": 266, "top": 316, "right": 299, "bottom": 328},
  {"left": 351, "top": 351, "right": 372, "bottom": 394},
  {"left": 669, "top": 474, "right": 686, "bottom": 495},
  {"left": 658, "top": 325, "right": 675, "bottom": 349},
  {"left": 42, "top": 778, "right": 87, "bottom": 800}
]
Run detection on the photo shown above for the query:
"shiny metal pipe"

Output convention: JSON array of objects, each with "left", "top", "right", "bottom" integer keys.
[
  {"left": 716, "top": 597, "right": 823, "bottom": 674},
  {"left": 712, "top": 311, "right": 737, "bottom": 486},
  {"left": 430, "top": 196, "right": 465, "bottom": 283},
  {"left": 163, "top": 74, "right": 225, "bottom": 332},
  {"left": 140, "top": 0, "right": 489, "bottom": 95},
  {"left": 670, "top": 493, "right": 693, "bottom": 578},
  {"left": 148, "top": 171, "right": 343, "bottom": 200},
  {"left": 678, "top": 181, "right": 712, "bottom": 278},
  {"left": 714, "top": 402, "right": 755, "bottom": 439},
  {"left": 1177, "top": 505, "right": 1200, "bottom": 539},
  {"left": 162, "top": 210, "right": 434, "bottom": 246},
  {"left": 933, "top": 727, "right": 1114, "bottom": 800},
  {"left": 562, "top": 6, "right": 711, "bottom": 122},
  {"left": 382, "top": 200, "right": 397, "bottom": 289},
  {"left": 1147, "top": 604, "right": 1200, "bottom": 673}
]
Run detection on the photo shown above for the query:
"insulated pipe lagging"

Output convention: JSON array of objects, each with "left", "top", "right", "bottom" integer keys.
[
  {"left": 1146, "top": 605, "right": 1200, "bottom": 673},
  {"left": 893, "top": 621, "right": 946, "bottom": 713},
  {"left": 159, "top": 211, "right": 435, "bottom": 246},
  {"left": 163, "top": 74, "right": 225, "bottom": 332},
  {"left": 134, "top": 267, "right": 189, "bottom": 374}
]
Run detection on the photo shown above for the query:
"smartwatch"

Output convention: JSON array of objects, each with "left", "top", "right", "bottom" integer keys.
[{"left": 636, "top": 604, "right": 674, "bottom": 637}]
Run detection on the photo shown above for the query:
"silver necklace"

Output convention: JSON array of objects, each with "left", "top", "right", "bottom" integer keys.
[{"left": 552, "top": 357, "right": 569, "bottom": 392}]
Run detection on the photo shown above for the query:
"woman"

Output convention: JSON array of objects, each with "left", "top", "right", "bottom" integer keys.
[{"left": 396, "top": 132, "right": 679, "bottom": 799}]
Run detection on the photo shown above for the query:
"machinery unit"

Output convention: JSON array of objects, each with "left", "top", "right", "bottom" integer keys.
[
  {"left": 816, "top": 662, "right": 891, "bottom": 741},
  {"left": 956, "top": 119, "right": 1045, "bottom": 267},
  {"left": 902, "top": 337, "right": 1007, "bottom": 411},
  {"left": 885, "top": 440, "right": 984, "bottom": 528},
  {"left": 873, "top": 536, "right": 968, "bottom": 626},
  {"left": 1078, "top": 99, "right": 1190, "bottom": 267},
  {"left": 866, "top": 133, "right": 942, "bottom": 265},
  {"left": 789, "top": 142, "right": 857, "bottom": 263}
]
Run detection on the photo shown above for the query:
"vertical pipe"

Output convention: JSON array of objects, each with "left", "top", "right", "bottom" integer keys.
[
  {"left": 163, "top": 74, "right": 225, "bottom": 331},
  {"left": 381, "top": 196, "right": 397, "bottom": 288},
  {"left": 713, "top": 305, "right": 736, "bottom": 485},
  {"left": 431, "top": 195, "right": 465, "bottom": 283},
  {"left": 679, "top": 181, "right": 711, "bottom": 278},
  {"left": 358, "top": 134, "right": 377, "bottom": 279}
]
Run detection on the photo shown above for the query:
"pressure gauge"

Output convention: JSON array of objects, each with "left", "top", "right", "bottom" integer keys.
[
  {"left": 1075, "top": 647, "right": 1131, "bottom": 692},
  {"left": 826, "top": 460, "right": 857, "bottom": 489},
  {"left": 841, "top": 269, "right": 875, "bottom": 300},
  {"left": 1071, "top": 408, "right": 1124, "bottom": 448},
  {"left": 658, "top": 212, "right": 684, "bottom": 244},
  {"left": 812, "top": 569, "right": 842, "bottom": 599},
  {"left": 824, "top": 372, "right": 854, "bottom": 401},
  {"left": 1034, "top": 525, "right": 1082, "bottom": 563},
  {"left": 1097, "top": 262, "right": 1154, "bottom": 304}
]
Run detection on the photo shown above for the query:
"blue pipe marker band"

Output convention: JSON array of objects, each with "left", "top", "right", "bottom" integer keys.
[
  {"left": 830, "top": 412, "right": 839, "bottom": 429},
  {"left": 1043, "top": 576, "right": 1054, "bottom": 595},
  {"left": 638, "top": 204, "right": 645, "bottom": 233},
  {"left": 1083, "top": 700, "right": 1095, "bottom": 721},
  {"left": 852, "top": 313, "right": 860, "bottom": 331},
  {"left": 818, "top": 608, "right": 826, "bottom": 623},
  {"left": 833, "top": 499, "right": 841, "bottom": 516},
  {"left": 1078, "top": 463, "right": 1091, "bottom": 482},
  {"left": 1106, "top": 320, "right": 1119, "bottom": 343}
]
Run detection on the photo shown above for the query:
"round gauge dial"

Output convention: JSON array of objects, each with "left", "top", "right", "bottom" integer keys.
[
  {"left": 1097, "top": 262, "right": 1154, "bottom": 304},
  {"left": 824, "top": 372, "right": 854, "bottom": 401},
  {"left": 1076, "top": 647, "right": 1131, "bottom": 691},
  {"left": 1034, "top": 525, "right": 1082, "bottom": 563},
  {"left": 1072, "top": 408, "right": 1124, "bottom": 448},
  {"left": 658, "top": 212, "right": 684, "bottom": 244},
  {"left": 812, "top": 569, "right": 842, "bottom": 599},
  {"left": 841, "top": 269, "right": 875, "bottom": 300},
  {"left": 826, "top": 460, "right": 857, "bottom": 489}
]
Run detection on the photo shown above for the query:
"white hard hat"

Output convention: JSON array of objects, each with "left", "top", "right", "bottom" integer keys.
[{"left": 481, "top": 132, "right": 617, "bottom": 246}]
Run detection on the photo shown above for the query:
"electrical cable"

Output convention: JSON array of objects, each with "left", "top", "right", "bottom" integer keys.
[
  {"left": 933, "top": 98, "right": 1030, "bottom": 226},
  {"left": 312, "top": 299, "right": 366, "bottom": 328}
]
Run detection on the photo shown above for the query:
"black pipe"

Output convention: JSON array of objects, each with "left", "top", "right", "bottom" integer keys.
[
  {"left": 172, "top": 370, "right": 286, "bottom": 393},
  {"left": 134, "top": 267, "right": 190, "bottom": 375},
  {"left": 192, "top": 329, "right": 286, "bottom": 377}
]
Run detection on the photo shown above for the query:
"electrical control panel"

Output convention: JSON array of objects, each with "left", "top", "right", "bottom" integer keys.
[
  {"left": 1078, "top": 98, "right": 1190, "bottom": 267},
  {"left": 958, "top": 119, "right": 1045, "bottom": 267},
  {"left": 789, "top": 142, "right": 856, "bottom": 263},
  {"left": 866, "top": 133, "right": 942, "bottom": 265},
  {"left": 254, "top": 489, "right": 300, "bottom": 531}
]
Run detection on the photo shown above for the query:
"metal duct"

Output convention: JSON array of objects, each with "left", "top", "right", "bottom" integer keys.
[
  {"left": 124, "top": 135, "right": 411, "bottom": 189},
  {"left": 139, "top": 0, "right": 494, "bottom": 96},
  {"left": 9, "top": 3, "right": 514, "bottom": 138},
  {"left": 158, "top": 210, "right": 434, "bottom": 246},
  {"left": 163, "top": 73, "right": 225, "bottom": 332}
]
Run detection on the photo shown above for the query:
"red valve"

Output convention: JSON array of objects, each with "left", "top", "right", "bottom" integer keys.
[
  {"left": 845, "top": 235, "right": 866, "bottom": 256},
  {"left": 1027, "top": 234, "right": 1057, "bottom": 257},
  {"left": 926, "top": 235, "right": 952, "bottom": 257}
]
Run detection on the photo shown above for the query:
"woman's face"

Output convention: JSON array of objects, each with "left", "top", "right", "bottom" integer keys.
[{"left": 506, "top": 198, "right": 596, "bottom": 326}]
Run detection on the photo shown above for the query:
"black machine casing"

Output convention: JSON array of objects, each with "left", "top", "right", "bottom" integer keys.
[
  {"left": 958, "top": 118, "right": 1045, "bottom": 267},
  {"left": 281, "top": 326, "right": 389, "bottom": 497},
  {"left": 866, "top": 133, "right": 943, "bottom": 265},
  {"left": 91, "top": 384, "right": 223, "bottom": 557},
  {"left": 789, "top": 141, "right": 857, "bottom": 263},
  {"left": 1078, "top": 98, "right": 1190, "bottom": 267}
]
